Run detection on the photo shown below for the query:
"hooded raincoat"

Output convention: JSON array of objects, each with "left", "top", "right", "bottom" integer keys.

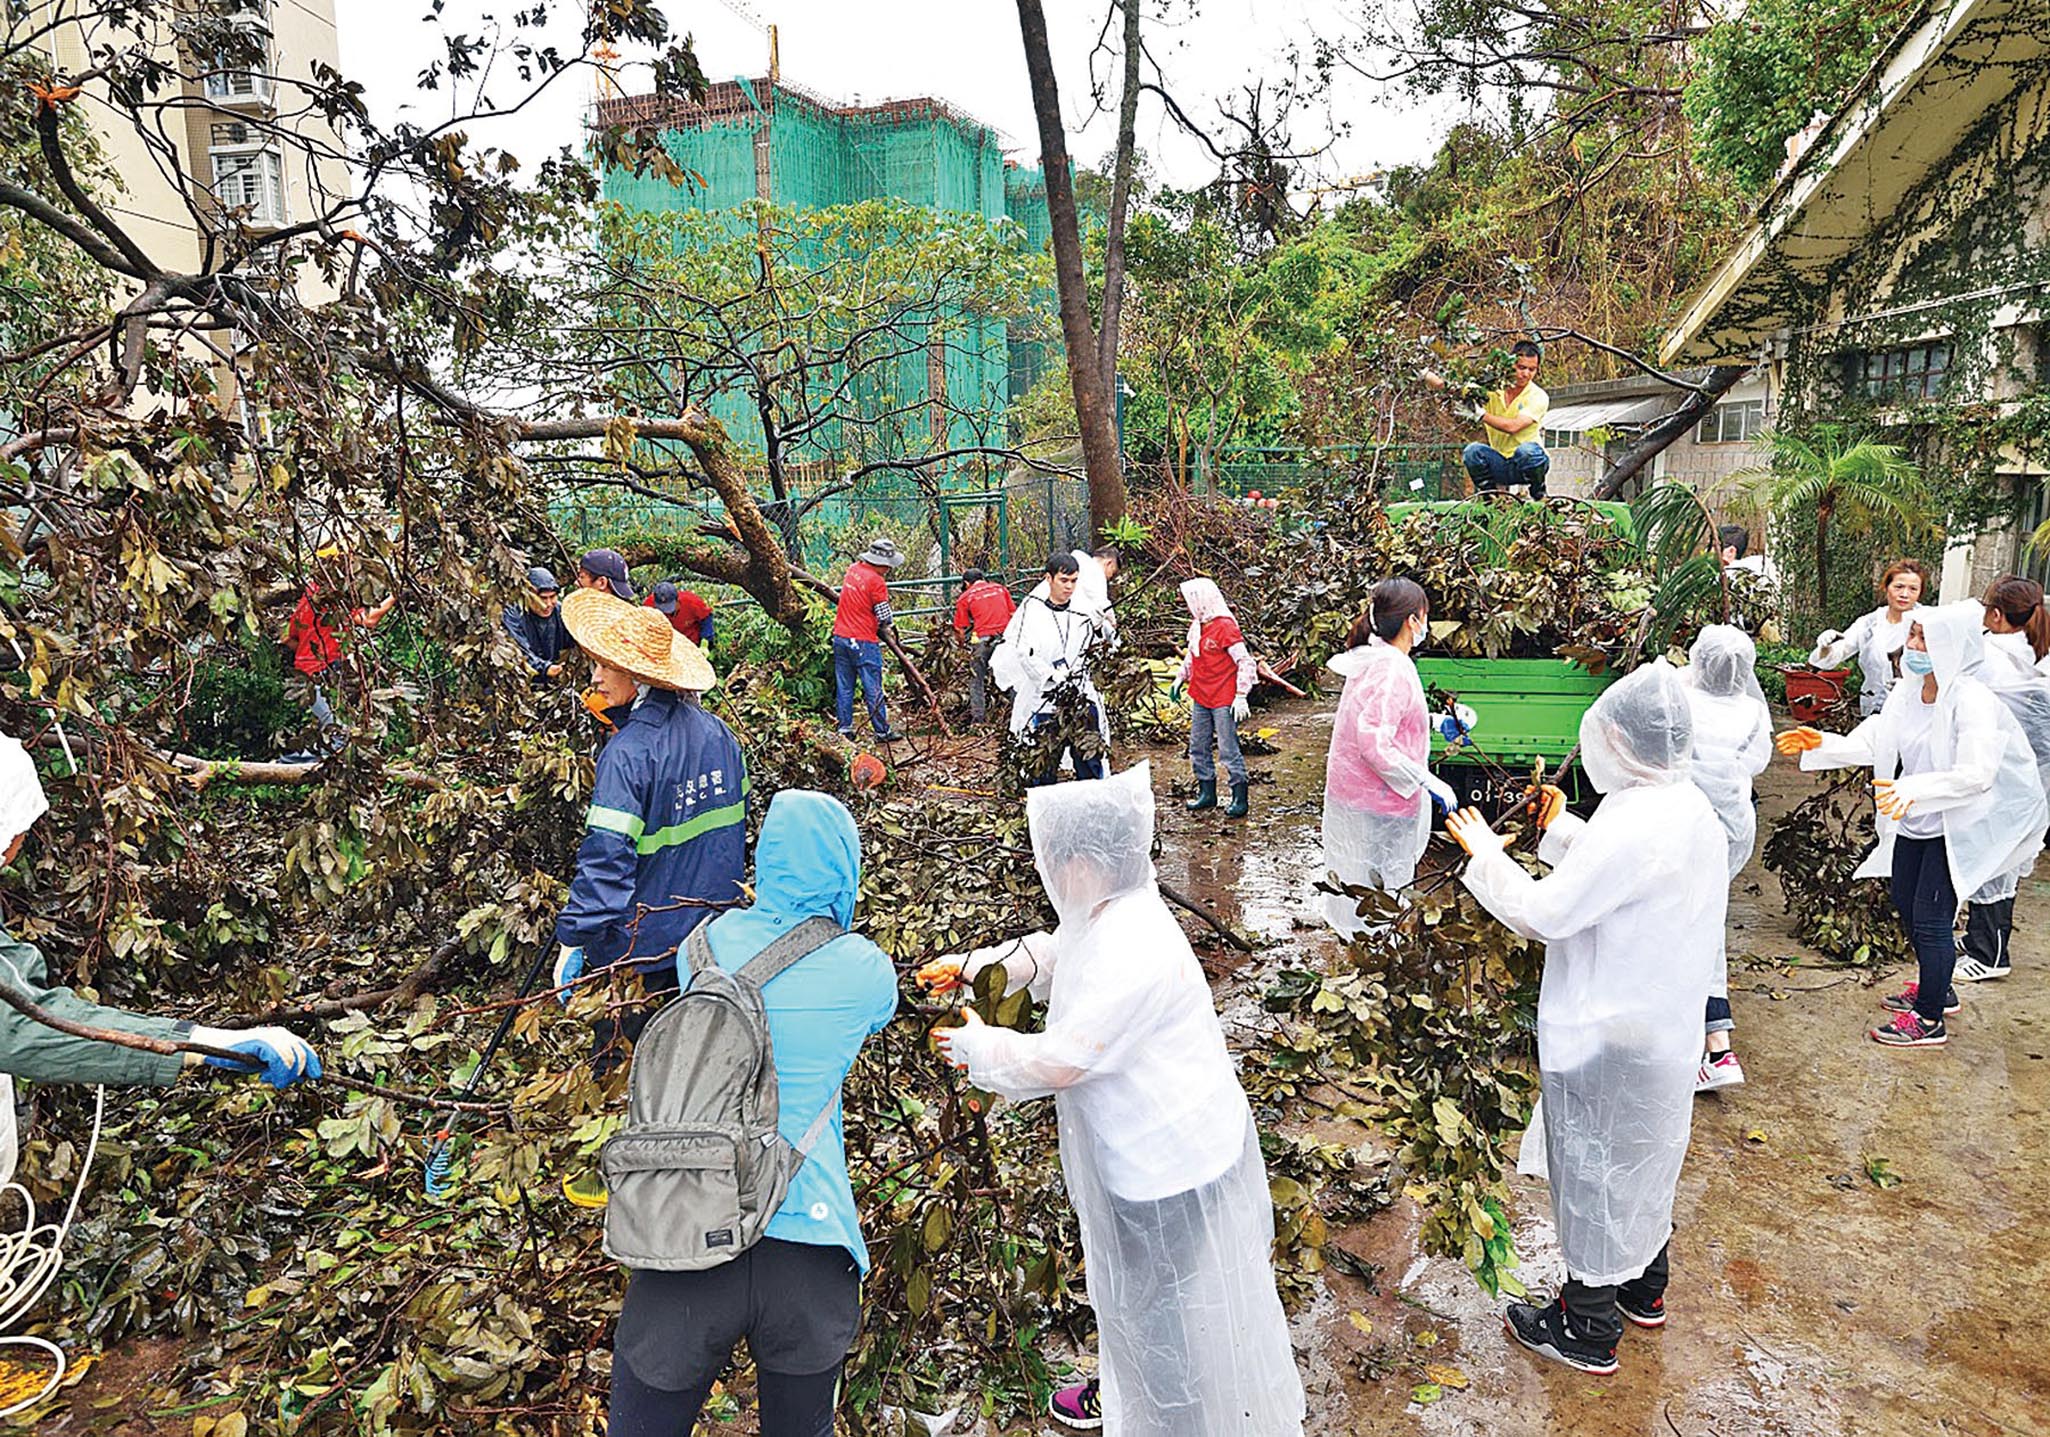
[
  {"left": 697, "top": 791, "right": 899, "bottom": 1269},
  {"left": 1682, "top": 626, "right": 1774, "bottom": 880},
  {"left": 1800, "top": 603, "right": 2049, "bottom": 902},
  {"left": 942, "top": 765, "right": 1304, "bottom": 1436},
  {"left": 1460, "top": 664, "right": 1727, "bottom": 1287},
  {"left": 1812, "top": 603, "right": 1922, "bottom": 715},
  {"left": 1321, "top": 640, "right": 1442, "bottom": 930}
]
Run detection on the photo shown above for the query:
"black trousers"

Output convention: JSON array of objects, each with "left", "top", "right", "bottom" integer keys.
[
  {"left": 591, "top": 962, "right": 681, "bottom": 1076},
  {"left": 1889, "top": 835, "right": 1958, "bottom": 1022},
  {"left": 608, "top": 1239, "right": 861, "bottom": 1437},
  {"left": 1561, "top": 1240, "right": 1670, "bottom": 1346}
]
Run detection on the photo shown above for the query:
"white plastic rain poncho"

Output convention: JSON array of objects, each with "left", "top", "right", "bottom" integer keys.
[
  {"left": 1972, "top": 630, "right": 2050, "bottom": 901},
  {"left": 1682, "top": 626, "right": 1773, "bottom": 880},
  {"left": 1799, "top": 603, "right": 2049, "bottom": 901},
  {"left": 1460, "top": 664, "right": 1727, "bottom": 1287},
  {"left": 0, "top": 736, "right": 44, "bottom": 1188},
  {"left": 941, "top": 764, "right": 1304, "bottom": 1435},
  {"left": 993, "top": 591, "right": 1113, "bottom": 742},
  {"left": 1320, "top": 641, "right": 1449, "bottom": 931},
  {"left": 1811, "top": 603, "right": 1921, "bottom": 715}
]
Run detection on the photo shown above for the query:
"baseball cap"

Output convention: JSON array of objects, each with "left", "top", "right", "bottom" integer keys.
[{"left": 578, "top": 548, "right": 634, "bottom": 601}]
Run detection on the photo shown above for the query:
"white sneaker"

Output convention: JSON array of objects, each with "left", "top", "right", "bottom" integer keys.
[
  {"left": 1953, "top": 956, "right": 2012, "bottom": 983},
  {"left": 1694, "top": 1052, "right": 1745, "bottom": 1093}
]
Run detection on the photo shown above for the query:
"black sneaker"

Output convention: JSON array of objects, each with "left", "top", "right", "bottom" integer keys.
[
  {"left": 1503, "top": 1299, "right": 1619, "bottom": 1375},
  {"left": 1618, "top": 1290, "right": 1667, "bottom": 1329}
]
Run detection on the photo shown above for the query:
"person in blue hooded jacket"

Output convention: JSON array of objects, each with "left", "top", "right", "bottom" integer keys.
[
  {"left": 552, "top": 590, "right": 748, "bottom": 1068},
  {"left": 606, "top": 788, "right": 898, "bottom": 1437}
]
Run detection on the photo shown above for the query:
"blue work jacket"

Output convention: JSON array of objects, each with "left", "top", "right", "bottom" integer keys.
[{"left": 554, "top": 689, "right": 748, "bottom": 974}]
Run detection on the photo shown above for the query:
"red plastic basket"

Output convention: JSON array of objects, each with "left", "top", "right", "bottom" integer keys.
[{"left": 1782, "top": 666, "right": 1851, "bottom": 722}]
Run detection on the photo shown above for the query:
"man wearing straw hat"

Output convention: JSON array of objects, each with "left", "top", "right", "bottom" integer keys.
[
  {"left": 832, "top": 539, "right": 906, "bottom": 744},
  {"left": 551, "top": 590, "right": 748, "bottom": 1071}
]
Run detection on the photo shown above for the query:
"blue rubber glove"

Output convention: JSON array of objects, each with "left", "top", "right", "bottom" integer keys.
[
  {"left": 1435, "top": 703, "right": 1478, "bottom": 745},
  {"left": 191, "top": 1025, "right": 322, "bottom": 1089},
  {"left": 554, "top": 944, "right": 586, "bottom": 1006},
  {"left": 1424, "top": 774, "right": 1458, "bottom": 814}
]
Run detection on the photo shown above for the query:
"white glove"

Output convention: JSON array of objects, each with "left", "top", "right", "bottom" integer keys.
[
  {"left": 1462, "top": 402, "right": 1487, "bottom": 424},
  {"left": 1809, "top": 630, "right": 1846, "bottom": 666},
  {"left": 1232, "top": 697, "right": 1252, "bottom": 723},
  {"left": 553, "top": 944, "right": 586, "bottom": 1006},
  {"left": 1423, "top": 774, "right": 1458, "bottom": 814},
  {"left": 190, "top": 1024, "right": 322, "bottom": 1088}
]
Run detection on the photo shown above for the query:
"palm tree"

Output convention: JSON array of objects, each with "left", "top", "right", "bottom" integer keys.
[{"left": 1737, "top": 425, "right": 1930, "bottom": 617}]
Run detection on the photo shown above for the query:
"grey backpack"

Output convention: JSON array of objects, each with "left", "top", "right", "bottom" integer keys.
[{"left": 600, "top": 915, "right": 845, "bottom": 1270}]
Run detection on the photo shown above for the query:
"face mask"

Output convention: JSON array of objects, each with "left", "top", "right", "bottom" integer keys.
[
  {"left": 1902, "top": 649, "right": 1934, "bottom": 675},
  {"left": 1409, "top": 615, "right": 1429, "bottom": 651}
]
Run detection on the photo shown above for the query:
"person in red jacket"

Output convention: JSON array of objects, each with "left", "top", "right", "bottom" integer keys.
[
  {"left": 833, "top": 539, "right": 904, "bottom": 742},
  {"left": 1172, "top": 577, "right": 1258, "bottom": 818},
  {"left": 648, "top": 580, "right": 716, "bottom": 652},
  {"left": 951, "top": 567, "right": 1017, "bottom": 724},
  {"left": 286, "top": 570, "right": 394, "bottom": 755}
]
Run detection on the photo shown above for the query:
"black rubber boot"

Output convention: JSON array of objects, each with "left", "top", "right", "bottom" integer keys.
[
  {"left": 1224, "top": 781, "right": 1249, "bottom": 819},
  {"left": 1186, "top": 779, "right": 1217, "bottom": 812}
]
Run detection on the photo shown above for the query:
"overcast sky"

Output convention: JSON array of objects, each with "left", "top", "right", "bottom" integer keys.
[{"left": 336, "top": 0, "right": 1456, "bottom": 200}]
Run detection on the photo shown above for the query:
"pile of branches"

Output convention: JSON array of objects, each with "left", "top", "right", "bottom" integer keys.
[
  {"left": 1255, "top": 840, "right": 1542, "bottom": 1299},
  {"left": 1761, "top": 770, "right": 1911, "bottom": 966}
]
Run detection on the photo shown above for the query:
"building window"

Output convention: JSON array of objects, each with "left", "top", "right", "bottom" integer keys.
[
  {"left": 1856, "top": 341, "right": 1950, "bottom": 402},
  {"left": 1695, "top": 399, "right": 1765, "bottom": 444},
  {"left": 212, "top": 148, "right": 285, "bottom": 225},
  {"left": 204, "top": 61, "right": 273, "bottom": 103},
  {"left": 1542, "top": 427, "right": 1582, "bottom": 450}
]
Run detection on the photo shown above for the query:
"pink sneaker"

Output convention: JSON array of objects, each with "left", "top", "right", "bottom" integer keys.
[
  {"left": 1880, "top": 981, "right": 1959, "bottom": 1015},
  {"left": 1870, "top": 1010, "right": 1948, "bottom": 1047},
  {"left": 1050, "top": 1379, "right": 1102, "bottom": 1429}
]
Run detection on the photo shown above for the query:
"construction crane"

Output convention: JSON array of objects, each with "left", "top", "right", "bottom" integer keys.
[{"left": 711, "top": 0, "right": 779, "bottom": 83}]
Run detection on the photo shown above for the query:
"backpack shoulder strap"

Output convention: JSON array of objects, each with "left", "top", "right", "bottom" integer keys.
[
  {"left": 681, "top": 923, "right": 715, "bottom": 983},
  {"left": 734, "top": 915, "right": 846, "bottom": 990}
]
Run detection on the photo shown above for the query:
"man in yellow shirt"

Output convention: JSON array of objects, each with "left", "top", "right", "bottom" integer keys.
[{"left": 1425, "top": 340, "right": 1551, "bottom": 497}]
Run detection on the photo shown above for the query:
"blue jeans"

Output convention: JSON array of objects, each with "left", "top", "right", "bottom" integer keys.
[
  {"left": 1889, "top": 834, "right": 1958, "bottom": 1023},
  {"left": 1190, "top": 703, "right": 1247, "bottom": 785},
  {"left": 1027, "top": 703, "right": 1106, "bottom": 787},
  {"left": 832, "top": 636, "right": 890, "bottom": 737},
  {"left": 1463, "top": 440, "right": 1549, "bottom": 495}
]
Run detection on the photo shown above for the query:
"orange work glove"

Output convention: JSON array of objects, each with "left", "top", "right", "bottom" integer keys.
[
  {"left": 1524, "top": 784, "right": 1568, "bottom": 830},
  {"left": 1874, "top": 779, "right": 1915, "bottom": 820},
  {"left": 1775, "top": 726, "right": 1824, "bottom": 756},
  {"left": 912, "top": 958, "right": 965, "bottom": 995}
]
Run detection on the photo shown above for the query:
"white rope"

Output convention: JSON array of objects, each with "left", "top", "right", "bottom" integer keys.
[{"left": 0, "top": 1085, "right": 106, "bottom": 1417}]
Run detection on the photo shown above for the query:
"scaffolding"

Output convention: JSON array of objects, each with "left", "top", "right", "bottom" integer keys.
[{"left": 597, "top": 77, "right": 1054, "bottom": 477}]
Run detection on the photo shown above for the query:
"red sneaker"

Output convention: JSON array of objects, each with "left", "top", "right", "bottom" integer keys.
[{"left": 1870, "top": 1010, "right": 1948, "bottom": 1047}]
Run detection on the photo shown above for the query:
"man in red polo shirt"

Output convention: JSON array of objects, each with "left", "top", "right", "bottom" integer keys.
[
  {"left": 648, "top": 580, "right": 716, "bottom": 653},
  {"left": 951, "top": 567, "right": 1016, "bottom": 724},
  {"left": 833, "top": 539, "right": 904, "bottom": 742}
]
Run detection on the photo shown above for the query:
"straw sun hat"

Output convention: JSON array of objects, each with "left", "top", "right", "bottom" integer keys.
[{"left": 561, "top": 588, "right": 715, "bottom": 693}]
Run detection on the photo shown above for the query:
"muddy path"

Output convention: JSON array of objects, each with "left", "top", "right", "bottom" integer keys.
[{"left": 1135, "top": 691, "right": 2049, "bottom": 1437}]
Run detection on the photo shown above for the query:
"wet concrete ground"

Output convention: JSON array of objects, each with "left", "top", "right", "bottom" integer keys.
[{"left": 1138, "top": 692, "right": 2050, "bottom": 1437}]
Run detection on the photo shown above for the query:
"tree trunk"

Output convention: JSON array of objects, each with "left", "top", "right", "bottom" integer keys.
[
  {"left": 1590, "top": 364, "right": 1749, "bottom": 499},
  {"left": 1016, "top": 0, "right": 1127, "bottom": 537},
  {"left": 1816, "top": 494, "right": 1834, "bottom": 620}
]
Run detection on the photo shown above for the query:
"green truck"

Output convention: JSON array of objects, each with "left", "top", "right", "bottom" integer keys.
[{"left": 1388, "top": 498, "right": 1639, "bottom": 808}]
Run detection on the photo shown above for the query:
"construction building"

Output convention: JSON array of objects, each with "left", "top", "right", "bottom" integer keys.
[{"left": 593, "top": 70, "right": 1055, "bottom": 470}]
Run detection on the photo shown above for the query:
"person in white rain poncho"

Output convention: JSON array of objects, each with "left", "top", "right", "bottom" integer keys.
[
  {"left": 1962, "top": 577, "right": 2050, "bottom": 981},
  {"left": 1320, "top": 580, "right": 1457, "bottom": 934},
  {"left": 1779, "top": 603, "right": 2048, "bottom": 1046},
  {"left": 926, "top": 765, "right": 1303, "bottom": 1435},
  {"left": 1444, "top": 664, "right": 1726, "bottom": 1376},
  {"left": 1681, "top": 626, "right": 1773, "bottom": 1093},
  {"left": 1808, "top": 558, "right": 1927, "bottom": 715},
  {"left": 995, "top": 553, "right": 1114, "bottom": 784}
]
